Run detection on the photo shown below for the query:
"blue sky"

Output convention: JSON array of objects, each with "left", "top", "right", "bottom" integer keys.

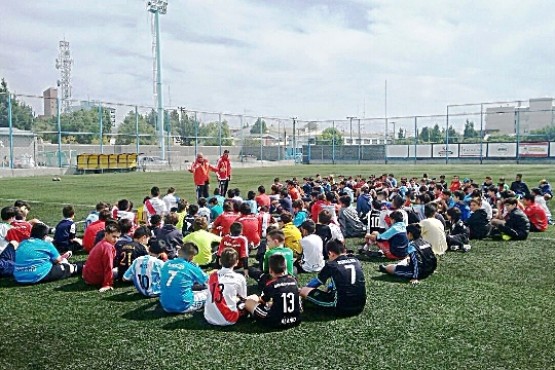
[{"left": 1, "top": 0, "right": 554, "bottom": 122}]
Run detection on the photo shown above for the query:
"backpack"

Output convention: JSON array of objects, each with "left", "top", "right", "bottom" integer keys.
[
  {"left": 413, "top": 242, "right": 437, "bottom": 279},
  {"left": 405, "top": 207, "right": 421, "bottom": 225}
]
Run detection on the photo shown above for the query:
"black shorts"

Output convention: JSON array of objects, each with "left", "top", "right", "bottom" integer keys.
[
  {"left": 305, "top": 288, "right": 337, "bottom": 309},
  {"left": 41, "top": 263, "right": 73, "bottom": 283},
  {"left": 306, "top": 289, "right": 365, "bottom": 316}
]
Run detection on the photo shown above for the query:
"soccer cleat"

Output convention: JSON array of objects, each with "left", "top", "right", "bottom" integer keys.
[
  {"left": 378, "top": 264, "right": 388, "bottom": 274},
  {"left": 462, "top": 244, "right": 472, "bottom": 252},
  {"left": 449, "top": 245, "right": 459, "bottom": 252},
  {"left": 366, "top": 250, "right": 384, "bottom": 258},
  {"left": 502, "top": 234, "right": 512, "bottom": 241}
]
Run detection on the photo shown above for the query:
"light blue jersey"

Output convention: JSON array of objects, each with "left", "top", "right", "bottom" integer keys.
[
  {"left": 123, "top": 255, "right": 165, "bottom": 297},
  {"left": 160, "top": 258, "right": 208, "bottom": 313},
  {"left": 14, "top": 238, "right": 59, "bottom": 283}
]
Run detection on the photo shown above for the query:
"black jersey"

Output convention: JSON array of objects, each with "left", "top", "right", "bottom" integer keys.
[
  {"left": 254, "top": 275, "right": 301, "bottom": 328},
  {"left": 317, "top": 255, "right": 366, "bottom": 314},
  {"left": 115, "top": 240, "right": 148, "bottom": 281},
  {"left": 367, "top": 209, "right": 382, "bottom": 234}
]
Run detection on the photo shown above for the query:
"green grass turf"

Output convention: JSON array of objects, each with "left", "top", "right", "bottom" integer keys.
[{"left": 1, "top": 164, "right": 555, "bottom": 369}]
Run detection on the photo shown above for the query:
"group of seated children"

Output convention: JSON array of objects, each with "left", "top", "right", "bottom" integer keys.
[{"left": 1, "top": 171, "right": 552, "bottom": 330}]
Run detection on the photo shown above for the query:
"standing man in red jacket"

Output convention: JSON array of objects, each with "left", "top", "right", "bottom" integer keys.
[
  {"left": 188, "top": 153, "right": 218, "bottom": 200},
  {"left": 217, "top": 150, "right": 232, "bottom": 197}
]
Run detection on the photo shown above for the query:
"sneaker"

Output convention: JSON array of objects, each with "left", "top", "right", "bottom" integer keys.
[
  {"left": 462, "top": 244, "right": 472, "bottom": 252},
  {"left": 366, "top": 250, "right": 384, "bottom": 258},
  {"left": 378, "top": 264, "right": 388, "bottom": 274}
]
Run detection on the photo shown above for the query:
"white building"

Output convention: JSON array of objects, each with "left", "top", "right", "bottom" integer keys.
[{"left": 485, "top": 98, "right": 555, "bottom": 135}]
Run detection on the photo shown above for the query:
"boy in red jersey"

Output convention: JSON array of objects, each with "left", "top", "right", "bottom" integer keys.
[
  {"left": 216, "top": 222, "right": 248, "bottom": 276},
  {"left": 82, "top": 223, "right": 121, "bottom": 292},
  {"left": 236, "top": 203, "right": 260, "bottom": 249},
  {"left": 522, "top": 194, "right": 548, "bottom": 232},
  {"left": 212, "top": 201, "right": 239, "bottom": 236}
]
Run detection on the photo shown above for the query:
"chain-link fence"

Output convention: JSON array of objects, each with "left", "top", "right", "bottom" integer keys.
[{"left": 1, "top": 92, "right": 554, "bottom": 170}]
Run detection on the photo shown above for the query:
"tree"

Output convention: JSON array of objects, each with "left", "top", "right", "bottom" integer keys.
[
  {"left": 32, "top": 108, "right": 113, "bottom": 144},
  {"left": 463, "top": 120, "right": 479, "bottom": 140},
  {"left": 250, "top": 118, "right": 268, "bottom": 134},
  {"left": 442, "top": 125, "right": 459, "bottom": 143},
  {"left": 116, "top": 110, "right": 157, "bottom": 145},
  {"left": 317, "top": 127, "right": 343, "bottom": 146},
  {"left": 397, "top": 127, "right": 406, "bottom": 140},
  {"left": 0, "top": 78, "right": 35, "bottom": 130},
  {"left": 199, "top": 120, "right": 233, "bottom": 146},
  {"left": 174, "top": 112, "right": 200, "bottom": 146}
]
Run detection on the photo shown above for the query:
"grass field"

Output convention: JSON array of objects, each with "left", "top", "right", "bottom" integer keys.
[{"left": 1, "top": 164, "right": 554, "bottom": 369}]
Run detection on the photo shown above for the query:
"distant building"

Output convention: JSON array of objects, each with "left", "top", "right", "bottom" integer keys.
[
  {"left": 43, "top": 87, "right": 58, "bottom": 117},
  {"left": 485, "top": 98, "right": 555, "bottom": 135},
  {"left": 70, "top": 101, "right": 117, "bottom": 126}
]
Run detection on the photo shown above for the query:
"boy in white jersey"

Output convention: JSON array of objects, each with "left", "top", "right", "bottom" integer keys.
[
  {"left": 122, "top": 237, "right": 165, "bottom": 297},
  {"left": 204, "top": 248, "right": 247, "bottom": 326}
]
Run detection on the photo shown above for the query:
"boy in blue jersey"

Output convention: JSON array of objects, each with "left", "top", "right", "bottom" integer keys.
[
  {"left": 123, "top": 234, "right": 165, "bottom": 297},
  {"left": 14, "top": 223, "right": 82, "bottom": 284},
  {"left": 160, "top": 242, "right": 208, "bottom": 314},
  {"left": 53, "top": 205, "right": 82, "bottom": 253}
]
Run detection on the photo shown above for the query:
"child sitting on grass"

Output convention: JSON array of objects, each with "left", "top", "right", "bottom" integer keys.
[
  {"left": 364, "top": 210, "right": 408, "bottom": 260},
  {"left": 446, "top": 207, "right": 471, "bottom": 252},
  {"left": 204, "top": 248, "right": 247, "bottom": 326},
  {"left": 378, "top": 223, "right": 437, "bottom": 284},
  {"left": 245, "top": 254, "right": 301, "bottom": 329},
  {"left": 466, "top": 198, "right": 490, "bottom": 240},
  {"left": 122, "top": 234, "right": 165, "bottom": 297},
  {"left": 490, "top": 198, "right": 530, "bottom": 241},
  {"left": 160, "top": 242, "right": 209, "bottom": 314},
  {"left": 82, "top": 223, "right": 122, "bottom": 292},
  {"left": 53, "top": 205, "right": 82, "bottom": 253}
]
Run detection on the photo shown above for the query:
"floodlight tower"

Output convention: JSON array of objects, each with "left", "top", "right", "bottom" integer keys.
[
  {"left": 147, "top": 0, "right": 168, "bottom": 160},
  {"left": 55, "top": 40, "right": 73, "bottom": 113}
]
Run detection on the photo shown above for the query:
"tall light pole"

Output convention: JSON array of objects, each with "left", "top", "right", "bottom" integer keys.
[
  {"left": 147, "top": 0, "right": 168, "bottom": 160},
  {"left": 390, "top": 121, "right": 396, "bottom": 143},
  {"left": 347, "top": 116, "right": 357, "bottom": 145}
]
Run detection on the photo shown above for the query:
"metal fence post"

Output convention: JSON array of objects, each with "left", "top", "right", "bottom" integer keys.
[
  {"left": 414, "top": 116, "right": 418, "bottom": 163},
  {"left": 384, "top": 118, "right": 388, "bottom": 164},
  {"left": 56, "top": 96, "right": 62, "bottom": 168},
  {"left": 480, "top": 103, "right": 484, "bottom": 164},
  {"left": 445, "top": 106, "right": 449, "bottom": 164},
  {"left": 7, "top": 94, "right": 14, "bottom": 169},
  {"left": 358, "top": 118, "right": 362, "bottom": 164},
  {"left": 332, "top": 120, "right": 336, "bottom": 164},
  {"left": 98, "top": 103, "right": 103, "bottom": 154},
  {"left": 259, "top": 117, "right": 263, "bottom": 161},
  {"left": 194, "top": 111, "right": 198, "bottom": 157},
  {"left": 135, "top": 106, "right": 140, "bottom": 154},
  {"left": 218, "top": 112, "right": 222, "bottom": 156},
  {"left": 516, "top": 109, "right": 520, "bottom": 164}
]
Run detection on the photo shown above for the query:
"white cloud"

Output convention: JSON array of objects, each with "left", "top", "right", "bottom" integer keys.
[{"left": 1, "top": 0, "right": 554, "bottom": 125}]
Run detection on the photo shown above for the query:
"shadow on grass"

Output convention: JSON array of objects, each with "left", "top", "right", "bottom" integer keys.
[
  {"left": 53, "top": 278, "right": 97, "bottom": 292},
  {"left": 121, "top": 301, "right": 167, "bottom": 321},
  {"left": 104, "top": 290, "right": 150, "bottom": 303},
  {"left": 371, "top": 274, "right": 407, "bottom": 284},
  {"left": 0, "top": 277, "right": 19, "bottom": 289},
  {"left": 162, "top": 314, "right": 293, "bottom": 334}
]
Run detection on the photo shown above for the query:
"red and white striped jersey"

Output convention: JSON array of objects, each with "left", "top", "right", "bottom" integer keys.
[{"left": 204, "top": 268, "right": 247, "bottom": 326}]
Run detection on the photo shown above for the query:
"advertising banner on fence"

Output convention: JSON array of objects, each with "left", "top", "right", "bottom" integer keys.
[
  {"left": 387, "top": 145, "right": 408, "bottom": 158},
  {"left": 432, "top": 144, "right": 459, "bottom": 158},
  {"left": 459, "top": 143, "right": 484, "bottom": 157},
  {"left": 487, "top": 143, "right": 516, "bottom": 157},
  {"left": 518, "top": 142, "right": 548, "bottom": 157},
  {"left": 407, "top": 145, "right": 432, "bottom": 158}
]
